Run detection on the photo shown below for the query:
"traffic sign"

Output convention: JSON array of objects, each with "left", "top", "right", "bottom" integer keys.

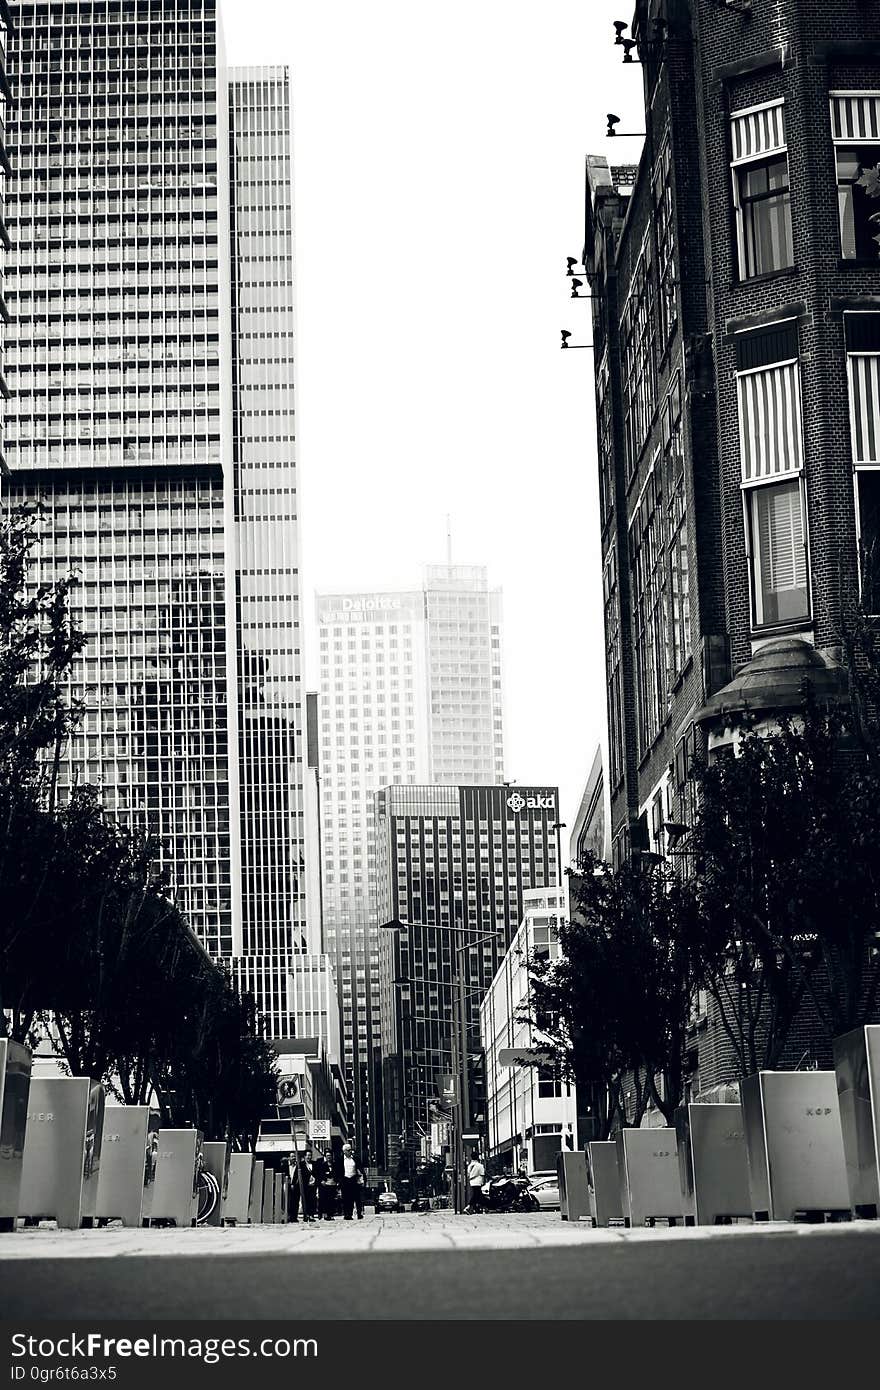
[
  {"left": 276, "top": 1075, "right": 302, "bottom": 1107},
  {"left": 308, "top": 1119, "right": 331, "bottom": 1141}
]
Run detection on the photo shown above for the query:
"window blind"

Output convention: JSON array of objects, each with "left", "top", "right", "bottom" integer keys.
[
  {"left": 830, "top": 93, "right": 880, "bottom": 143},
  {"left": 847, "top": 354, "right": 880, "bottom": 465},
  {"left": 757, "top": 482, "right": 805, "bottom": 593},
  {"left": 730, "top": 101, "right": 786, "bottom": 164},
  {"left": 737, "top": 360, "right": 803, "bottom": 483}
]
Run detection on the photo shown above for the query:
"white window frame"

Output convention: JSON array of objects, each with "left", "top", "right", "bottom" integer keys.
[
  {"left": 829, "top": 91, "right": 880, "bottom": 261},
  {"left": 736, "top": 322, "right": 810, "bottom": 629},
  {"left": 729, "top": 99, "right": 791, "bottom": 281},
  {"left": 845, "top": 311, "right": 880, "bottom": 610}
]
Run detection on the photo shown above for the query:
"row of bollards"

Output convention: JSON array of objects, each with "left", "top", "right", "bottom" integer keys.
[
  {"left": 0, "top": 1048, "right": 290, "bottom": 1230},
  {"left": 560, "top": 1025, "right": 880, "bottom": 1228}
]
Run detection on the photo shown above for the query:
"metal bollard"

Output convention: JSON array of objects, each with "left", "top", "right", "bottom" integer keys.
[
  {"left": 741, "top": 1071, "right": 849, "bottom": 1222},
  {"left": 0, "top": 1040, "right": 32, "bottom": 1232},
  {"left": 19, "top": 1077, "right": 105, "bottom": 1229}
]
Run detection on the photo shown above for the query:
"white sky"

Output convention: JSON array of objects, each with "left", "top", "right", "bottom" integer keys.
[{"left": 221, "top": 0, "right": 645, "bottom": 831}]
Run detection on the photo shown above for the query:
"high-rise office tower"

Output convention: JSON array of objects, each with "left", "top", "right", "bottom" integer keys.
[
  {"left": 3, "top": 2, "right": 305, "bottom": 1035},
  {"left": 423, "top": 565, "right": 505, "bottom": 785},
  {"left": 227, "top": 65, "right": 306, "bottom": 1028},
  {"left": 0, "top": 0, "right": 11, "bottom": 451},
  {"left": 375, "top": 783, "right": 561, "bottom": 1175},
  {"left": 316, "top": 565, "right": 504, "bottom": 1169}
]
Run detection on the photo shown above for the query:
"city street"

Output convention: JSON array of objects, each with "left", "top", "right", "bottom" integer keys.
[{"left": 1, "top": 1212, "right": 879, "bottom": 1319}]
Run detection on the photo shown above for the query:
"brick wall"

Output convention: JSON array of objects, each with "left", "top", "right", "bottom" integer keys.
[{"left": 585, "top": 0, "right": 880, "bottom": 1080}]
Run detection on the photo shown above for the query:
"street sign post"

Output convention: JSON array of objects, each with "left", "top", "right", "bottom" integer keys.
[{"left": 308, "top": 1119, "right": 331, "bottom": 1142}]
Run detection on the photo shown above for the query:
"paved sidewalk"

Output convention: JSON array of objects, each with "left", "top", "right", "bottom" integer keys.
[
  {"left": 3, "top": 1209, "right": 879, "bottom": 1258},
  {"left": 2, "top": 1215, "right": 880, "bottom": 1318}
]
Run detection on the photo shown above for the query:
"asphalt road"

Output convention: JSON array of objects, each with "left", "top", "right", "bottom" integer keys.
[{"left": 2, "top": 1226, "right": 879, "bottom": 1319}]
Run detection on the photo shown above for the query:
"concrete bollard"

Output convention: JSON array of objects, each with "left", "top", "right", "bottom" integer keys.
[
  {"left": 19, "top": 1077, "right": 105, "bottom": 1229},
  {"left": 0, "top": 1040, "right": 32, "bottom": 1232},
  {"left": 95, "top": 1105, "right": 150, "bottom": 1227},
  {"left": 741, "top": 1071, "right": 850, "bottom": 1222}
]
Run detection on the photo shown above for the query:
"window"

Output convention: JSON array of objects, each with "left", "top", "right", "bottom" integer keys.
[
  {"left": 846, "top": 313, "right": 880, "bottom": 611},
  {"left": 537, "top": 1065, "right": 562, "bottom": 1099},
  {"left": 748, "top": 480, "right": 808, "bottom": 625},
  {"left": 621, "top": 231, "right": 657, "bottom": 474},
  {"left": 736, "top": 320, "right": 809, "bottom": 628},
  {"left": 831, "top": 94, "right": 880, "bottom": 263},
  {"left": 730, "top": 101, "right": 793, "bottom": 280},
  {"left": 630, "top": 456, "right": 669, "bottom": 754},
  {"left": 603, "top": 543, "right": 624, "bottom": 790},
  {"left": 662, "top": 377, "right": 690, "bottom": 677},
  {"left": 653, "top": 131, "right": 677, "bottom": 352},
  {"left": 597, "top": 351, "right": 614, "bottom": 526}
]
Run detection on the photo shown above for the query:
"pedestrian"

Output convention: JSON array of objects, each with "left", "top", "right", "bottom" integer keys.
[
  {"left": 298, "top": 1147, "right": 318, "bottom": 1222},
  {"left": 464, "top": 1152, "right": 486, "bottom": 1213},
  {"left": 285, "top": 1151, "right": 304, "bottom": 1223},
  {"left": 313, "top": 1147, "right": 337, "bottom": 1221},
  {"left": 340, "top": 1143, "right": 366, "bottom": 1220}
]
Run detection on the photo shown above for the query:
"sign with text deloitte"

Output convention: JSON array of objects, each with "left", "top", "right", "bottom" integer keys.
[
  {"left": 319, "top": 592, "right": 424, "bottom": 625},
  {"left": 505, "top": 790, "right": 557, "bottom": 814}
]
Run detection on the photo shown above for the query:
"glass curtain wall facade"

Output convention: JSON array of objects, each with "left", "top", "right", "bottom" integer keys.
[
  {"left": 317, "top": 567, "right": 505, "bottom": 1172},
  {"left": 228, "top": 66, "right": 306, "bottom": 1029},
  {"left": 375, "top": 784, "right": 560, "bottom": 1176},
  {"left": 0, "top": 0, "right": 13, "bottom": 445},
  {"left": 4, "top": 0, "right": 237, "bottom": 957},
  {"left": 424, "top": 565, "right": 504, "bottom": 785},
  {"left": 316, "top": 590, "right": 432, "bottom": 1174},
  {"left": 3, "top": 5, "right": 306, "bottom": 1033}
]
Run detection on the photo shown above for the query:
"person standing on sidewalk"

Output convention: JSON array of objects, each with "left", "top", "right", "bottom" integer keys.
[
  {"left": 299, "top": 1148, "right": 318, "bottom": 1222},
  {"left": 314, "top": 1147, "right": 338, "bottom": 1221},
  {"left": 464, "top": 1153, "right": 486, "bottom": 1213},
  {"left": 340, "top": 1143, "right": 366, "bottom": 1220}
]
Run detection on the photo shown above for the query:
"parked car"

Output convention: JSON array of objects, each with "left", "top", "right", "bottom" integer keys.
[
  {"left": 377, "top": 1190, "right": 401, "bottom": 1213},
  {"left": 528, "top": 1175, "right": 561, "bottom": 1210}
]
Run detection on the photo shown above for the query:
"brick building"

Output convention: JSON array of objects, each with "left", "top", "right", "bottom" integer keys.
[
  {"left": 584, "top": 0, "right": 880, "bottom": 1087},
  {"left": 585, "top": 0, "right": 880, "bottom": 867}
]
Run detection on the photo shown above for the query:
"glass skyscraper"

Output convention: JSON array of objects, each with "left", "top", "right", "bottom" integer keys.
[
  {"left": 375, "top": 783, "right": 560, "bottom": 1174},
  {"left": 3, "top": 2, "right": 306, "bottom": 1035},
  {"left": 316, "top": 564, "right": 504, "bottom": 1170}
]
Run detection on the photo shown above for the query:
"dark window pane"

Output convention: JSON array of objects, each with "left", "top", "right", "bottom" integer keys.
[
  {"left": 836, "top": 146, "right": 880, "bottom": 262},
  {"left": 737, "top": 157, "right": 793, "bottom": 278},
  {"left": 858, "top": 470, "right": 880, "bottom": 613}
]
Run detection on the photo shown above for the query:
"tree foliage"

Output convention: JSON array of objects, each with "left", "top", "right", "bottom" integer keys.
[
  {"left": 524, "top": 856, "right": 699, "bottom": 1134},
  {"left": 688, "top": 711, "right": 880, "bottom": 1072}
]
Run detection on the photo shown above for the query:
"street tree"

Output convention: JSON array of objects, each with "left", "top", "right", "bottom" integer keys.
[
  {"left": 524, "top": 856, "right": 699, "bottom": 1133},
  {"left": 687, "top": 711, "right": 880, "bottom": 1073}
]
